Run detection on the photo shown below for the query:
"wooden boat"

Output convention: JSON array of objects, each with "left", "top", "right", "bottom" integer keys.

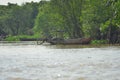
[{"left": 48, "top": 38, "right": 91, "bottom": 45}]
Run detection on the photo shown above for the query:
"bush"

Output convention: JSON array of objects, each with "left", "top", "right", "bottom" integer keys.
[
  {"left": 91, "top": 40, "right": 108, "bottom": 44},
  {"left": 5, "top": 35, "right": 20, "bottom": 41}
]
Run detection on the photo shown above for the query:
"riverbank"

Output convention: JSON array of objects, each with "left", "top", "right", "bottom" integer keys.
[
  {"left": 0, "top": 41, "right": 119, "bottom": 49},
  {"left": 49, "top": 44, "right": 120, "bottom": 49}
]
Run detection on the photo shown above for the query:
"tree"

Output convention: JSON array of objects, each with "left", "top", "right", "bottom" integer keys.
[
  {"left": 50, "top": 0, "right": 84, "bottom": 38},
  {"left": 34, "top": 1, "right": 64, "bottom": 38},
  {"left": 82, "top": 0, "right": 112, "bottom": 40},
  {"left": 0, "top": 2, "right": 39, "bottom": 36},
  {"left": 105, "top": 0, "right": 120, "bottom": 43}
]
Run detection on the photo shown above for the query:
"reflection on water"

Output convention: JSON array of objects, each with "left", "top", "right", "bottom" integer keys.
[{"left": 0, "top": 42, "right": 120, "bottom": 80}]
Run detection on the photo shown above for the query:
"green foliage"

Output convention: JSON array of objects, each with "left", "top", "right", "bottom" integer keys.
[
  {"left": 0, "top": 0, "right": 120, "bottom": 44},
  {"left": 18, "top": 35, "right": 38, "bottom": 39},
  {"left": 5, "top": 34, "right": 40, "bottom": 41},
  {"left": 91, "top": 40, "right": 108, "bottom": 44},
  {"left": 5, "top": 35, "right": 20, "bottom": 41},
  {"left": 82, "top": 0, "right": 112, "bottom": 39},
  {"left": 50, "top": 0, "right": 84, "bottom": 38},
  {"left": 0, "top": 2, "right": 39, "bottom": 36},
  {"left": 34, "top": 2, "right": 65, "bottom": 38}
]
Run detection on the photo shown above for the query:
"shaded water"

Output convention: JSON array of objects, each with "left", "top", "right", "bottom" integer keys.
[{"left": 0, "top": 42, "right": 120, "bottom": 80}]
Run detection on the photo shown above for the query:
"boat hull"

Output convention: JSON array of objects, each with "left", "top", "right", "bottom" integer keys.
[{"left": 49, "top": 38, "right": 91, "bottom": 45}]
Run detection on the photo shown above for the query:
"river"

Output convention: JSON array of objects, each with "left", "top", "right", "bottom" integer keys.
[{"left": 0, "top": 42, "right": 120, "bottom": 80}]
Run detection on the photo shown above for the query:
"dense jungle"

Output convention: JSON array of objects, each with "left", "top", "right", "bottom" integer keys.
[{"left": 0, "top": 0, "right": 120, "bottom": 44}]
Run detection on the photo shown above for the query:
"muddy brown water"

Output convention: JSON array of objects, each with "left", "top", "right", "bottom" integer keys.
[{"left": 0, "top": 42, "right": 120, "bottom": 80}]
